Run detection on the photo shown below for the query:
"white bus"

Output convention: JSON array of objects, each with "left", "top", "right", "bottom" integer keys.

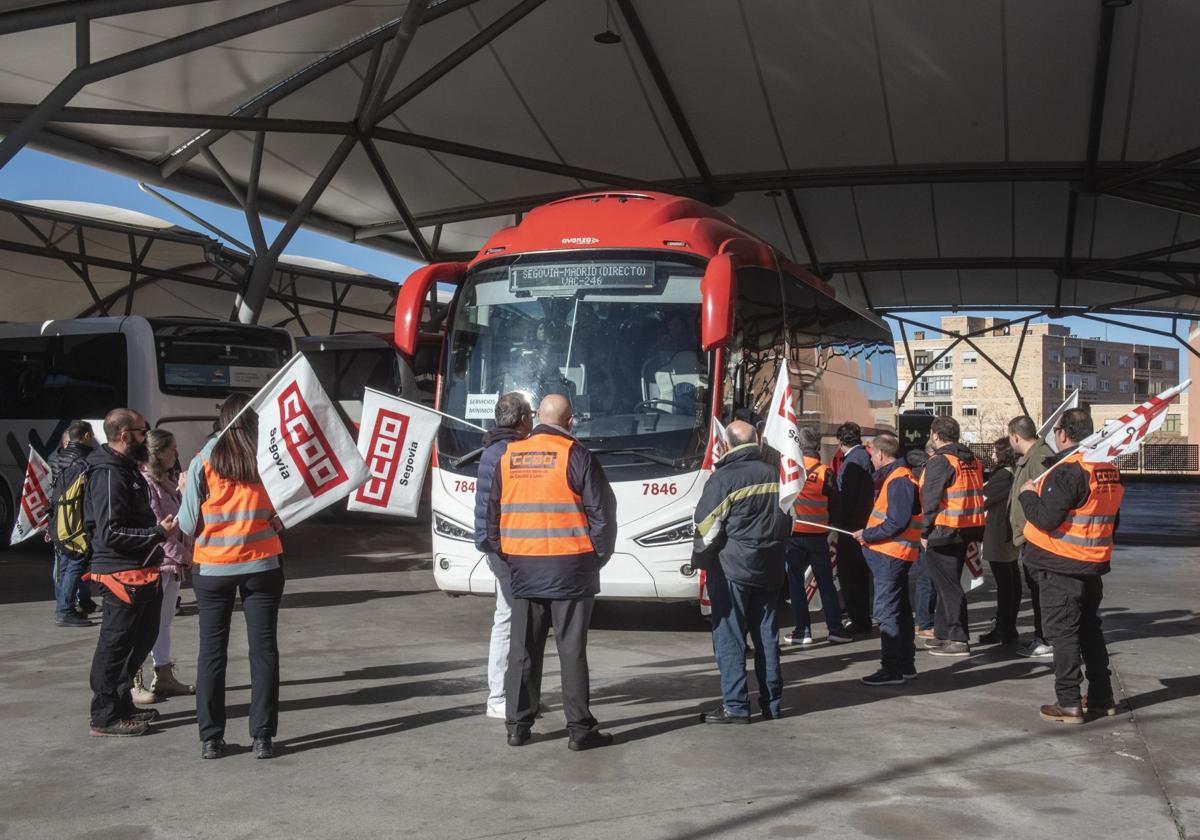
[{"left": 0, "top": 316, "right": 293, "bottom": 545}]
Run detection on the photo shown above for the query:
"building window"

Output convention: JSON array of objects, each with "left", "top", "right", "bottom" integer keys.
[
  {"left": 1049, "top": 350, "right": 1061, "bottom": 363},
  {"left": 1065, "top": 372, "right": 1082, "bottom": 390},
  {"left": 897, "top": 356, "right": 906, "bottom": 367},
  {"left": 1119, "top": 354, "right": 1130, "bottom": 368},
  {"left": 962, "top": 350, "right": 978, "bottom": 364},
  {"left": 961, "top": 377, "right": 978, "bottom": 390},
  {"left": 1099, "top": 352, "right": 1110, "bottom": 367},
  {"left": 1047, "top": 376, "right": 1060, "bottom": 391},
  {"left": 932, "top": 354, "right": 953, "bottom": 370},
  {"left": 1064, "top": 346, "right": 1081, "bottom": 363},
  {"left": 914, "top": 352, "right": 930, "bottom": 369},
  {"left": 1081, "top": 375, "right": 1096, "bottom": 391},
  {"left": 1119, "top": 380, "right": 1130, "bottom": 393},
  {"left": 1135, "top": 353, "right": 1149, "bottom": 369},
  {"left": 1081, "top": 348, "right": 1096, "bottom": 366},
  {"left": 962, "top": 405, "right": 978, "bottom": 417},
  {"left": 915, "top": 401, "right": 953, "bottom": 417},
  {"left": 1099, "top": 378, "right": 1110, "bottom": 392},
  {"left": 917, "top": 375, "right": 952, "bottom": 396},
  {"left": 1164, "top": 414, "right": 1182, "bottom": 434}
]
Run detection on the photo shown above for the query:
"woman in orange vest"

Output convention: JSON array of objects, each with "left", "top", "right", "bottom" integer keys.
[
  {"left": 178, "top": 393, "right": 285, "bottom": 760},
  {"left": 853, "top": 432, "right": 921, "bottom": 686}
]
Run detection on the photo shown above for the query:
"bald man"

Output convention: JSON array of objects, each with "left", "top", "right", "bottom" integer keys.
[
  {"left": 693, "top": 420, "right": 792, "bottom": 723},
  {"left": 484, "top": 394, "right": 616, "bottom": 750}
]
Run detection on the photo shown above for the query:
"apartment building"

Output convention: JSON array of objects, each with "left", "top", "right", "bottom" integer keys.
[{"left": 896, "top": 317, "right": 1184, "bottom": 444}]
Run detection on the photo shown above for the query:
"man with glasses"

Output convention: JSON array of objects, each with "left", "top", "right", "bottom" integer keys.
[{"left": 84, "top": 408, "right": 178, "bottom": 737}]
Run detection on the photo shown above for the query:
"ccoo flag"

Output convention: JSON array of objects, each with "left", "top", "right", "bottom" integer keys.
[
  {"left": 704, "top": 415, "right": 729, "bottom": 472},
  {"left": 761, "top": 360, "right": 806, "bottom": 513},
  {"left": 247, "top": 353, "right": 369, "bottom": 528},
  {"left": 347, "top": 389, "right": 441, "bottom": 518},
  {"left": 10, "top": 446, "right": 51, "bottom": 545},
  {"left": 1078, "top": 379, "right": 1191, "bottom": 463},
  {"left": 1038, "top": 389, "right": 1080, "bottom": 453}
]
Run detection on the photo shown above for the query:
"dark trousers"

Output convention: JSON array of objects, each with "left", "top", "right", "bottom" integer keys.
[
  {"left": 926, "top": 543, "right": 969, "bottom": 643},
  {"left": 707, "top": 565, "right": 783, "bottom": 717},
  {"left": 194, "top": 567, "right": 284, "bottom": 742},
  {"left": 1033, "top": 568, "right": 1112, "bottom": 707},
  {"left": 912, "top": 549, "right": 937, "bottom": 630},
  {"left": 89, "top": 585, "right": 163, "bottom": 726},
  {"left": 506, "top": 595, "right": 598, "bottom": 738},
  {"left": 835, "top": 533, "right": 872, "bottom": 630},
  {"left": 1020, "top": 548, "right": 1046, "bottom": 641},
  {"left": 864, "top": 549, "right": 915, "bottom": 676},
  {"left": 785, "top": 534, "right": 842, "bottom": 634},
  {"left": 989, "top": 561, "right": 1022, "bottom": 639}
]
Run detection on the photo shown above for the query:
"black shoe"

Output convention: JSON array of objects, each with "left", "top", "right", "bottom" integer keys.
[
  {"left": 699, "top": 706, "right": 750, "bottom": 725},
  {"left": 90, "top": 719, "right": 148, "bottom": 737},
  {"left": 568, "top": 730, "right": 614, "bottom": 751},
  {"left": 56, "top": 613, "right": 92, "bottom": 628},
  {"left": 860, "top": 669, "right": 905, "bottom": 686},
  {"left": 253, "top": 736, "right": 275, "bottom": 759},
  {"left": 201, "top": 738, "right": 226, "bottom": 759},
  {"left": 128, "top": 708, "right": 160, "bottom": 724},
  {"left": 77, "top": 598, "right": 98, "bottom": 616},
  {"left": 979, "top": 628, "right": 1019, "bottom": 645},
  {"left": 506, "top": 730, "right": 530, "bottom": 747}
]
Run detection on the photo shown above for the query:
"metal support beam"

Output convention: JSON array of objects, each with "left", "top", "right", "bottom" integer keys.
[
  {"left": 1078, "top": 312, "right": 1200, "bottom": 364},
  {"left": 0, "top": 0, "right": 355, "bottom": 172},
  {"left": 1083, "top": 236, "right": 1200, "bottom": 277},
  {"left": 615, "top": 0, "right": 715, "bottom": 201},
  {"left": 360, "top": 137, "right": 433, "bottom": 261},
  {"left": 0, "top": 0, "right": 203, "bottom": 35},
  {"left": 358, "top": 0, "right": 429, "bottom": 129},
  {"left": 137, "top": 183, "right": 255, "bottom": 255},
  {"left": 1096, "top": 143, "right": 1200, "bottom": 193},
  {"left": 75, "top": 15, "right": 89, "bottom": 68},
  {"left": 375, "top": 0, "right": 548, "bottom": 119},
  {"left": 1108, "top": 185, "right": 1200, "bottom": 219},
  {"left": 896, "top": 336, "right": 962, "bottom": 406}
]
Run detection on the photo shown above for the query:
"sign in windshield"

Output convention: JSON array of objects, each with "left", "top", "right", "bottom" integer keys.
[{"left": 509, "top": 261, "right": 655, "bottom": 292}]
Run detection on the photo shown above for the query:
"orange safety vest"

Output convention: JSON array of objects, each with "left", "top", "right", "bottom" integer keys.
[
  {"left": 193, "top": 458, "right": 282, "bottom": 566},
  {"left": 931, "top": 453, "right": 985, "bottom": 530},
  {"left": 498, "top": 433, "right": 593, "bottom": 558},
  {"left": 1023, "top": 451, "right": 1123, "bottom": 564},
  {"left": 793, "top": 455, "right": 831, "bottom": 534},
  {"left": 865, "top": 464, "right": 921, "bottom": 562}
]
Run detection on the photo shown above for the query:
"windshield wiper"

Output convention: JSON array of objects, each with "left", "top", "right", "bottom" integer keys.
[
  {"left": 451, "top": 446, "right": 486, "bottom": 468},
  {"left": 589, "top": 447, "right": 684, "bottom": 468}
]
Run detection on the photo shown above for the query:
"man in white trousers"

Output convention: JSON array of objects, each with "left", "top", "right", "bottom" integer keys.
[{"left": 473, "top": 393, "right": 533, "bottom": 718}]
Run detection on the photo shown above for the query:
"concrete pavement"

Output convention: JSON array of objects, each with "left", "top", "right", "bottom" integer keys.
[{"left": 0, "top": 516, "right": 1195, "bottom": 839}]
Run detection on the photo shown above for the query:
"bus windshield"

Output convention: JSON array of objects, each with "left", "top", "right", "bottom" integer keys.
[
  {"left": 150, "top": 320, "right": 292, "bottom": 397},
  {"left": 440, "top": 252, "right": 709, "bottom": 470}
]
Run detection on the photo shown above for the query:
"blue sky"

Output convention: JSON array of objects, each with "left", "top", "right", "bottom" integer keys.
[{"left": 0, "top": 148, "right": 1188, "bottom": 350}]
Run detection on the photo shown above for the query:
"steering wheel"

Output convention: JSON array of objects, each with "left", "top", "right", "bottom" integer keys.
[{"left": 634, "top": 399, "right": 683, "bottom": 414}]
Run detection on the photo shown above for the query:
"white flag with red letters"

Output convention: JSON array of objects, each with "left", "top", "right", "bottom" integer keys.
[
  {"left": 347, "top": 388, "right": 440, "bottom": 518},
  {"left": 704, "top": 415, "right": 729, "bottom": 472},
  {"left": 1039, "top": 389, "right": 1080, "bottom": 453},
  {"left": 761, "top": 360, "right": 806, "bottom": 514},
  {"left": 247, "top": 353, "right": 369, "bottom": 528},
  {"left": 961, "top": 541, "right": 984, "bottom": 591},
  {"left": 1079, "top": 380, "right": 1190, "bottom": 463},
  {"left": 10, "top": 446, "right": 51, "bottom": 545}
]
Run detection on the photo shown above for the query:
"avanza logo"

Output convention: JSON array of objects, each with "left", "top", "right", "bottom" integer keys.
[
  {"left": 279, "top": 381, "right": 348, "bottom": 496},
  {"left": 354, "top": 409, "right": 410, "bottom": 508}
]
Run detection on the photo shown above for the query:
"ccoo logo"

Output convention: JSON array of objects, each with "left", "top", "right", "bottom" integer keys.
[
  {"left": 279, "top": 381, "right": 348, "bottom": 496},
  {"left": 354, "top": 409, "right": 410, "bottom": 508}
]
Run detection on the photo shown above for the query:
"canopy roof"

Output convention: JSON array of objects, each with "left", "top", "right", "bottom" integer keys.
[
  {"left": 2, "top": 0, "right": 1200, "bottom": 320},
  {"left": 0, "top": 196, "right": 402, "bottom": 334}
]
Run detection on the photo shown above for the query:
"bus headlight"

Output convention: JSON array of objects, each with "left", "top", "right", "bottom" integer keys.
[
  {"left": 434, "top": 513, "right": 474, "bottom": 543},
  {"left": 634, "top": 518, "right": 695, "bottom": 547}
]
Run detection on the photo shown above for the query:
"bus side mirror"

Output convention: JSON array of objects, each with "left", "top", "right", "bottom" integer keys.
[
  {"left": 701, "top": 253, "right": 737, "bottom": 351},
  {"left": 394, "top": 262, "right": 465, "bottom": 355}
]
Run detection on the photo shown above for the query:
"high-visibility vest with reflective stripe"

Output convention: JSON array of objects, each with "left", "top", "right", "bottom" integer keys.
[
  {"left": 931, "top": 453, "right": 986, "bottom": 530},
  {"left": 498, "top": 433, "right": 593, "bottom": 558},
  {"left": 866, "top": 464, "right": 921, "bottom": 562},
  {"left": 1023, "top": 451, "right": 1123, "bottom": 564},
  {"left": 793, "top": 456, "right": 831, "bottom": 534},
  {"left": 193, "top": 458, "right": 282, "bottom": 566}
]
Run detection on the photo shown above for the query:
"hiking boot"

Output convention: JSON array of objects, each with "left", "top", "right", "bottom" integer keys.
[
  {"left": 928, "top": 640, "right": 971, "bottom": 657},
  {"left": 1082, "top": 695, "right": 1119, "bottom": 717},
  {"left": 151, "top": 663, "right": 195, "bottom": 697},
  {"left": 201, "top": 738, "right": 226, "bottom": 759},
  {"left": 55, "top": 613, "right": 92, "bottom": 628},
  {"left": 131, "top": 669, "right": 158, "bottom": 705},
  {"left": 90, "top": 719, "right": 149, "bottom": 737},
  {"left": 1040, "top": 703, "right": 1084, "bottom": 724},
  {"left": 253, "top": 736, "right": 275, "bottom": 759}
]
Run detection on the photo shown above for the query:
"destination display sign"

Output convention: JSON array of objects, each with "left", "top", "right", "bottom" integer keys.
[{"left": 509, "top": 261, "right": 655, "bottom": 291}]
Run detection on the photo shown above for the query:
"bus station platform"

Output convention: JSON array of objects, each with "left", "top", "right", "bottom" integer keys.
[{"left": 0, "top": 509, "right": 1197, "bottom": 840}]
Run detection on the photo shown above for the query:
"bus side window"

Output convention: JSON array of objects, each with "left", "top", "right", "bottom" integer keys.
[
  {"left": 56, "top": 334, "right": 128, "bottom": 419},
  {"left": 0, "top": 336, "right": 55, "bottom": 419}
]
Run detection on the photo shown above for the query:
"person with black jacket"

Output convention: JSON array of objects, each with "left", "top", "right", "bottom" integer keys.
[
  {"left": 473, "top": 392, "right": 533, "bottom": 720},
  {"left": 1018, "top": 408, "right": 1123, "bottom": 724},
  {"left": 84, "top": 409, "right": 177, "bottom": 738},
  {"left": 980, "top": 437, "right": 1019, "bottom": 645},
  {"left": 48, "top": 419, "right": 97, "bottom": 627},
  {"left": 833, "top": 421, "right": 874, "bottom": 635},
  {"left": 693, "top": 420, "right": 792, "bottom": 724},
  {"left": 920, "top": 416, "right": 985, "bottom": 657},
  {"left": 908, "top": 443, "right": 938, "bottom": 639},
  {"left": 484, "top": 394, "right": 616, "bottom": 751}
]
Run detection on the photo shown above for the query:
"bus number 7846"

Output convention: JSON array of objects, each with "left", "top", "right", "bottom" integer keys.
[{"left": 642, "top": 482, "right": 678, "bottom": 496}]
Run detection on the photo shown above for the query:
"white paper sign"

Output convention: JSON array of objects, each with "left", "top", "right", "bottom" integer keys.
[
  {"left": 250, "top": 353, "right": 369, "bottom": 528},
  {"left": 347, "top": 388, "right": 441, "bottom": 518},
  {"left": 465, "top": 393, "right": 499, "bottom": 420},
  {"left": 10, "top": 446, "right": 52, "bottom": 545}
]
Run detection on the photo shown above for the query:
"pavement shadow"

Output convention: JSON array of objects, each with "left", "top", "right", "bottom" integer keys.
[
  {"left": 227, "top": 659, "right": 487, "bottom": 691},
  {"left": 280, "top": 588, "right": 436, "bottom": 610},
  {"left": 1123, "top": 673, "right": 1200, "bottom": 713},
  {"left": 1100, "top": 607, "right": 1200, "bottom": 643}
]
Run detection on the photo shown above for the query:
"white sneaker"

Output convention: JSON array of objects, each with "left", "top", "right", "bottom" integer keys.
[
  {"left": 1018, "top": 640, "right": 1054, "bottom": 658},
  {"left": 485, "top": 702, "right": 505, "bottom": 719},
  {"left": 782, "top": 630, "right": 813, "bottom": 645}
]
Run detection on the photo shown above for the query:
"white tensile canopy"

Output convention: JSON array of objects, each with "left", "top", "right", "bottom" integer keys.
[{"left": 0, "top": 0, "right": 1198, "bottom": 326}]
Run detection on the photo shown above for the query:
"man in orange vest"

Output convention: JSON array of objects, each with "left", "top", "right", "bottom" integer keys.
[
  {"left": 920, "top": 416, "right": 986, "bottom": 657},
  {"left": 483, "top": 394, "right": 616, "bottom": 750},
  {"left": 784, "top": 426, "right": 848, "bottom": 646},
  {"left": 1018, "top": 408, "right": 1123, "bottom": 724},
  {"left": 853, "top": 432, "right": 920, "bottom": 685}
]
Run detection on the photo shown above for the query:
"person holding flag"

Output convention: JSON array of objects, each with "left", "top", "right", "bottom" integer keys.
[{"left": 1017, "top": 408, "right": 1123, "bottom": 724}]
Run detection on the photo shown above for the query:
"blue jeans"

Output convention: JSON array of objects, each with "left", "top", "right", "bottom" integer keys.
[
  {"left": 54, "top": 552, "right": 90, "bottom": 618},
  {"left": 912, "top": 549, "right": 937, "bottom": 631},
  {"left": 707, "top": 565, "right": 782, "bottom": 718},
  {"left": 864, "top": 549, "right": 915, "bottom": 676},
  {"left": 785, "top": 534, "right": 842, "bottom": 635}
]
